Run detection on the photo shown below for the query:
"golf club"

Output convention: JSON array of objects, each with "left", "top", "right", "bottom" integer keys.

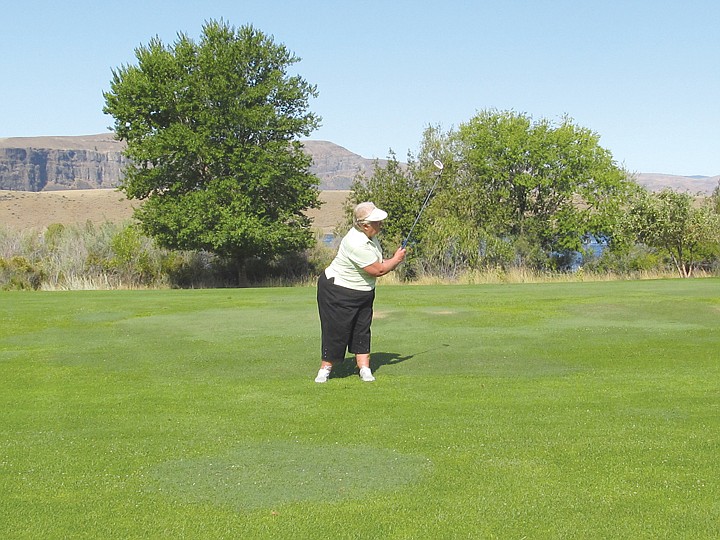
[{"left": 401, "top": 159, "right": 444, "bottom": 248}]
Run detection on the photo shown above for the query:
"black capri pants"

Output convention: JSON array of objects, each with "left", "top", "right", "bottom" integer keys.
[{"left": 317, "top": 272, "right": 376, "bottom": 362}]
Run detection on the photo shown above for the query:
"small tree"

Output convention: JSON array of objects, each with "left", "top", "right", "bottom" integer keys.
[
  {"left": 348, "top": 127, "right": 454, "bottom": 278},
  {"left": 626, "top": 189, "right": 720, "bottom": 277},
  {"left": 712, "top": 181, "right": 720, "bottom": 214},
  {"left": 349, "top": 153, "right": 415, "bottom": 249},
  {"left": 103, "top": 21, "right": 321, "bottom": 277}
]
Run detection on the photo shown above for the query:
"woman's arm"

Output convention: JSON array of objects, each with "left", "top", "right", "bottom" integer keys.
[{"left": 362, "top": 247, "right": 406, "bottom": 277}]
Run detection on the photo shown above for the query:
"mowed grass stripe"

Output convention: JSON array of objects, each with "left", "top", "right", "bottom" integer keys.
[{"left": 1, "top": 279, "right": 718, "bottom": 538}]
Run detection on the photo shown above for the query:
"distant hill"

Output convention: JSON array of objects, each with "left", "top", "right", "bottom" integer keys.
[
  {"left": 0, "top": 134, "right": 717, "bottom": 194},
  {"left": 0, "top": 188, "right": 350, "bottom": 233},
  {"left": 634, "top": 173, "right": 719, "bottom": 195},
  {"left": 0, "top": 134, "right": 385, "bottom": 192}
]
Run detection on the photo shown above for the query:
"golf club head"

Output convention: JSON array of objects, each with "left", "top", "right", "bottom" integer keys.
[{"left": 433, "top": 159, "right": 444, "bottom": 171}]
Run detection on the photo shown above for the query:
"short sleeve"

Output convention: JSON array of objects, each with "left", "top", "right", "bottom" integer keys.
[{"left": 346, "top": 239, "right": 381, "bottom": 268}]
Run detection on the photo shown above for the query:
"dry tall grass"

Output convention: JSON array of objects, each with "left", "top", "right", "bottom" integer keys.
[
  {"left": 379, "top": 266, "right": 698, "bottom": 286},
  {"left": 2, "top": 189, "right": 715, "bottom": 289}
]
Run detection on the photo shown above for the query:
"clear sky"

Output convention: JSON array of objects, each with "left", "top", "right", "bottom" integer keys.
[{"left": 2, "top": 0, "right": 718, "bottom": 176}]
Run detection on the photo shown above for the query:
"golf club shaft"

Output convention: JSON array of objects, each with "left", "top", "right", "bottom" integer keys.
[
  {"left": 402, "top": 186, "right": 434, "bottom": 248},
  {"left": 402, "top": 168, "right": 442, "bottom": 248}
]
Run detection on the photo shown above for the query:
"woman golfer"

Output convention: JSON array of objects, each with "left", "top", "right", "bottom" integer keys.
[{"left": 315, "top": 202, "right": 406, "bottom": 383}]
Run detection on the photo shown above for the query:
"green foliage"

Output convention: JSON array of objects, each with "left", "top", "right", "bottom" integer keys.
[
  {"left": 352, "top": 110, "right": 635, "bottom": 278},
  {"left": 585, "top": 243, "right": 662, "bottom": 274},
  {"left": 624, "top": 189, "right": 720, "bottom": 277},
  {"left": 349, "top": 152, "right": 422, "bottom": 249},
  {"left": 712, "top": 180, "right": 720, "bottom": 214},
  {"left": 453, "top": 110, "right": 634, "bottom": 253},
  {"left": 43, "top": 223, "right": 66, "bottom": 251},
  {"left": 108, "top": 224, "right": 162, "bottom": 285},
  {"left": 103, "top": 20, "right": 321, "bottom": 265},
  {"left": 0, "top": 255, "right": 45, "bottom": 290}
]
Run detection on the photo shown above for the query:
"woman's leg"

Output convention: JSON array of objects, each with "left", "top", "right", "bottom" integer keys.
[
  {"left": 356, "top": 353, "right": 374, "bottom": 381},
  {"left": 316, "top": 273, "right": 345, "bottom": 382},
  {"left": 355, "top": 354, "right": 370, "bottom": 369},
  {"left": 350, "top": 292, "right": 375, "bottom": 381},
  {"left": 315, "top": 360, "right": 333, "bottom": 383}
]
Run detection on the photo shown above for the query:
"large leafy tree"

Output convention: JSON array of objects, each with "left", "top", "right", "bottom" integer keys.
[
  {"left": 419, "top": 111, "right": 635, "bottom": 273},
  {"left": 103, "top": 21, "right": 321, "bottom": 266},
  {"left": 352, "top": 111, "right": 636, "bottom": 276},
  {"left": 355, "top": 110, "right": 637, "bottom": 275},
  {"left": 453, "top": 110, "right": 633, "bottom": 254}
]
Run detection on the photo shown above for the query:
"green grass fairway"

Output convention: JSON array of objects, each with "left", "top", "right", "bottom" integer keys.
[{"left": 2, "top": 279, "right": 719, "bottom": 538}]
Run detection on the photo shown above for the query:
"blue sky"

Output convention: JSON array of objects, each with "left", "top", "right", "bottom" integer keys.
[{"left": 2, "top": 0, "right": 718, "bottom": 176}]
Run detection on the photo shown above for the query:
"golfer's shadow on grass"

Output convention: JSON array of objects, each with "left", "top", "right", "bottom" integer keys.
[{"left": 330, "top": 352, "right": 414, "bottom": 379}]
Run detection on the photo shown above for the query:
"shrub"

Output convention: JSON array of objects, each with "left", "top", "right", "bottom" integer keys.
[
  {"left": 585, "top": 243, "right": 662, "bottom": 274},
  {"left": 108, "top": 225, "right": 163, "bottom": 285},
  {"left": 0, "top": 255, "right": 45, "bottom": 290}
]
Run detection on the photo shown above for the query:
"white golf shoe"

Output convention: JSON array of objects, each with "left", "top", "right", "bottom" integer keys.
[
  {"left": 359, "top": 367, "right": 375, "bottom": 382},
  {"left": 314, "top": 367, "right": 331, "bottom": 383}
]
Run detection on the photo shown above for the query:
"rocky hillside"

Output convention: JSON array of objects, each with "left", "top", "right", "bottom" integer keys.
[
  {"left": 0, "top": 134, "right": 385, "bottom": 192},
  {"left": 0, "top": 134, "right": 717, "bottom": 194}
]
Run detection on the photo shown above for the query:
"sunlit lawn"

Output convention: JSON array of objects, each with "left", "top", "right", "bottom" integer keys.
[{"left": 1, "top": 279, "right": 719, "bottom": 538}]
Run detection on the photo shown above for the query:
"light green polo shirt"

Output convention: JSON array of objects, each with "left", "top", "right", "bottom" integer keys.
[{"left": 324, "top": 227, "right": 383, "bottom": 291}]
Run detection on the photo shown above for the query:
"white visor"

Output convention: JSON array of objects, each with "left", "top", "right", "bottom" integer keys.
[
  {"left": 364, "top": 207, "right": 388, "bottom": 222},
  {"left": 355, "top": 202, "right": 388, "bottom": 223}
]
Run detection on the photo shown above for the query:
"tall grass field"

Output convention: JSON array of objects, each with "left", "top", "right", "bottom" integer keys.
[{"left": 2, "top": 279, "right": 719, "bottom": 539}]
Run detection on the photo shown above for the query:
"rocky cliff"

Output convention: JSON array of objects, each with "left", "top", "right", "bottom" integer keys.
[
  {"left": 0, "top": 134, "right": 128, "bottom": 191},
  {"left": 0, "top": 134, "right": 385, "bottom": 192},
  {"left": 2, "top": 134, "right": 716, "bottom": 194}
]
